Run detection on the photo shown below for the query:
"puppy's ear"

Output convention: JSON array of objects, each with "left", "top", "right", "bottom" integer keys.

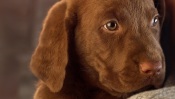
[
  {"left": 154, "top": 0, "right": 165, "bottom": 27},
  {"left": 30, "top": 1, "right": 74, "bottom": 92}
]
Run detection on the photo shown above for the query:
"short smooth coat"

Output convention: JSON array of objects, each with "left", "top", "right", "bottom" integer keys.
[{"left": 30, "top": 0, "right": 166, "bottom": 99}]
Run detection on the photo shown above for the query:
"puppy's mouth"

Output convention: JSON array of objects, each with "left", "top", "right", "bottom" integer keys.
[
  {"left": 99, "top": 67, "right": 165, "bottom": 96},
  {"left": 101, "top": 78, "right": 163, "bottom": 97}
]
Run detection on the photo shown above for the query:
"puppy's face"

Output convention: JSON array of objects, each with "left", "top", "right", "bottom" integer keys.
[{"left": 75, "top": 0, "right": 165, "bottom": 95}]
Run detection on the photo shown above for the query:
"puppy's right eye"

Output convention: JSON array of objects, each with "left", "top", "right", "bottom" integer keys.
[
  {"left": 104, "top": 21, "right": 118, "bottom": 31},
  {"left": 151, "top": 15, "right": 159, "bottom": 27}
]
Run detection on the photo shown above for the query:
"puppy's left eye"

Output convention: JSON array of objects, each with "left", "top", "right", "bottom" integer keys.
[
  {"left": 151, "top": 15, "right": 159, "bottom": 27},
  {"left": 104, "top": 21, "right": 118, "bottom": 31}
]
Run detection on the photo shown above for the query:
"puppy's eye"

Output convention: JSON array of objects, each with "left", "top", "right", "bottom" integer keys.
[
  {"left": 104, "top": 21, "right": 118, "bottom": 31},
  {"left": 151, "top": 15, "right": 159, "bottom": 27}
]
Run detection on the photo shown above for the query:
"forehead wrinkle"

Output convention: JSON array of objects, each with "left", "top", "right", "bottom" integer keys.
[
  {"left": 125, "top": 0, "right": 157, "bottom": 31},
  {"left": 78, "top": 0, "right": 157, "bottom": 30}
]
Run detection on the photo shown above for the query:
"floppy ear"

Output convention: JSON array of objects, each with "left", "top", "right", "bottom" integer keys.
[
  {"left": 30, "top": 1, "right": 72, "bottom": 92},
  {"left": 154, "top": 0, "right": 165, "bottom": 27}
]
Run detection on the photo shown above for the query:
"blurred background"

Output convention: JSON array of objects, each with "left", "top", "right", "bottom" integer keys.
[
  {"left": 0, "top": 0, "right": 174, "bottom": 99},
  {"left": 0, "top": 0, "right": 58, "bottom": 99}
]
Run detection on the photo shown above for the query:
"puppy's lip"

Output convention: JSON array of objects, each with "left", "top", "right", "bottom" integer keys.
[
  {"left": 102, "top": 77, "right": 164, "bottom": 96},
  {"left": 100, "top": 64, "right": 165, "bottom": 96},
  {"left": 102, "top": 77, "right": 150, "bottom": 95},
  {"left": 152, "top": 74, "right": 165, "bottom": 88}
]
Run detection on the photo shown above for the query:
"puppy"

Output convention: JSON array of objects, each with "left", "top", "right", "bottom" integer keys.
[{"left": 30, "top": 0, "right": 166, "bottom": 99}]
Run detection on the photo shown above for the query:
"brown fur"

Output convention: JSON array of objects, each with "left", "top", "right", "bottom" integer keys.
[{"left": 30, "top": 0, "right": 166, "bottom": 99}]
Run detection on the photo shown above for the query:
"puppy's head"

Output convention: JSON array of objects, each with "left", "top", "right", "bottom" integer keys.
[
  {"left": 30, "top": 0, "right": 165, "bottom": 96},
  {"left": 75, "top": 0, "right": 166, "bottom": 95}
]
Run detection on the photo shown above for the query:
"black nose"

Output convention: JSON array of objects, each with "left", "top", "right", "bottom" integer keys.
[{"left": 139, "top": 61, "right": 162, "bottom": 75}]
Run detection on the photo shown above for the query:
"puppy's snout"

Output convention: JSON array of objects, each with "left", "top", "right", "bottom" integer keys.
[{"left": 139, "top": 61, "right": 162, "bottom": 75}]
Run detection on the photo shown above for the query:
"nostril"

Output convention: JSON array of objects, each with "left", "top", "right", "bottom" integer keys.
[
  {"left": 144, "top": 70, "right": 153, "bottom": 74},
  {"left": 139, "top": 61, "right": 162, "bottom": 75}
]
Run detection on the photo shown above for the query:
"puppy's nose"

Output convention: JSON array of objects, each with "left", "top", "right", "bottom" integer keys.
[{"left": 139, "top": 61, "right": 162, "bottom": 75}]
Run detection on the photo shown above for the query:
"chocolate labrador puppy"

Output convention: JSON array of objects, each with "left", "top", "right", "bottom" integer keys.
[{"left": 30, "top": 0, "right": 166, "bottom": 99}]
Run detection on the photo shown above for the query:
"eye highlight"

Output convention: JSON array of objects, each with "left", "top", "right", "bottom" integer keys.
[
  {"left": 151, "top": 15, "right": 159, "bottom": 27},
  {"left": 104, "top": 21, "right": 118, "bottom": 31}
]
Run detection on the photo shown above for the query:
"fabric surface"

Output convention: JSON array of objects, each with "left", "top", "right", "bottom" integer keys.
[
  {"left": 128, "top": 86, "right": 175, "bottom": 99},
  {"left": 128, "top": 73, "right": 175, "bottom": 99}
]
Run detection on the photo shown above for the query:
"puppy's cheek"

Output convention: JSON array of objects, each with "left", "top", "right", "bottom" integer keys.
[
  {"left": 98, "top": 74, "right": 121, "bottom": 96},
  {"left": 98, "top": 72, "right": 136, "bottom": 93},
  {"left": 98, "top": 77, "right": 134, "bottom": 95}
]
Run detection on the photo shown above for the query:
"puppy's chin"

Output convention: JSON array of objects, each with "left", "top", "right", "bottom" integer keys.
[
  {"left": 105, "top": 85, "right": 153, "bottom": 97},
  {"left": 99, "top": 71, "right": 165, "bottom": 96},
  {"left": 152, "top": 73, "right": 165, "bottom": 88},
  {"left": 101, "top": 82, "right": 162, "bottom": 97}
]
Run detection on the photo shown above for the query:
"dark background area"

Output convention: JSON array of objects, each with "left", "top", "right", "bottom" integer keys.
[
  {"left": 0, "top": 0, "right": 57, "bottom": 99},
  {"left": 0, "top": 0, "right": 174, "bottom": 99}
]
